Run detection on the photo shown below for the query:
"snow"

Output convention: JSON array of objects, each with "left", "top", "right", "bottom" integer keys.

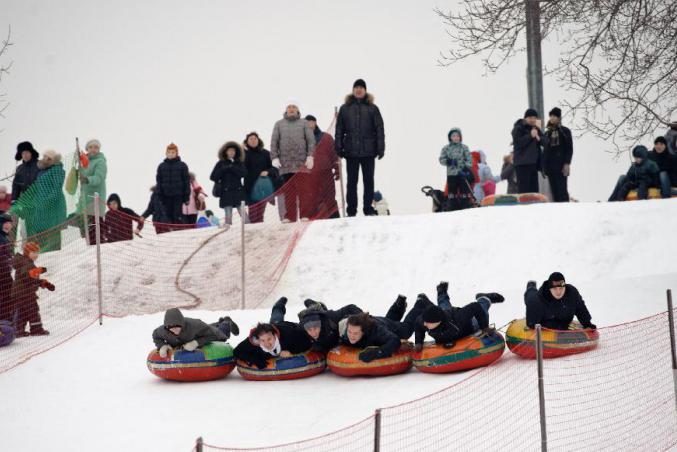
[{"left": 1, "top": 200, "right": 677, "bottom": 451}]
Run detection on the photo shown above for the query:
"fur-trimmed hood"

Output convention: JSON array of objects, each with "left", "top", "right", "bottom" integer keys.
[
  {"left": 218, "top": 141, "right": 245, "bottom": 162},
  {"left": 37, "top": 149, "right": 62, "bottom": 169},
  {"left": 344, "top": 93, "right": 375, "bottom": 105}
]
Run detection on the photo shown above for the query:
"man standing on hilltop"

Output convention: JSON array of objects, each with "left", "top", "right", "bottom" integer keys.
[{"left": 335, "top": 79, "right": 385, "bottom": 217}]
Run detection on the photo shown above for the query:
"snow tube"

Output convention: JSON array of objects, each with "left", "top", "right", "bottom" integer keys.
[
  {"left": 480, "top": 193, "right": 548, "bottom": 207},
  {"left": 147, "top": 342, "right": 235, "bottom": 382},
  {"left": 412, "top": 332, "right": 505, "bottom": 373},
  {"left": 327, "top": 343, "right": 413, "bottom": 377},
  {"left": 625, "top": 187, "right": 677, "bottom": 201},
  {"left": 0, "top": 320, "right": 15, "bottom": 347},
  {"left": 236, "top": 351, "right": 326, "bottom": 381},
  {"left": 506, "top": 318, "right": 599, "bottom": 359}
]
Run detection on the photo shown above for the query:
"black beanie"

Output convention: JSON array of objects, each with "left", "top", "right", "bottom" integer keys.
[
  {"left": 548, "top": 272, "right": 566, "bottom": 286},
  {"left": 524, "top": 108, "right": 539, "bottom": 119},
  {"left": 655, "top": 136, "right": 668, "bottom": 146},
  {"left": 304, "top": 114, "right": 317, "bottom": 122},
  {"left": 353, "top": 79, "right": 367, "bottom": 90},
  {"left": 422, "top": 305, "right": 445, "bottom": 323},
  {"left": 549, "top": 107, "right": 562, "bottom": 118}
]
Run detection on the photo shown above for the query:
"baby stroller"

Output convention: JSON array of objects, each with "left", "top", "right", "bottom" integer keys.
[{"left": 422, "top": 171, "right": 477, "bottom": 213}]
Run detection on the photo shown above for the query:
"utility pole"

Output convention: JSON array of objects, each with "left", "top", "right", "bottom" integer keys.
[{"left": 525, "top": 0, "right": 544, "bottom": 118}]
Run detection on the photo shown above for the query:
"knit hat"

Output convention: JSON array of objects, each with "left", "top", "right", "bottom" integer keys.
[
  {"left": 85, "top": 139, "right": 101, "bottom": 149},
  {"left": 304, "top": 115, "right": 317, "bottom": 122},
  {"left": 301, "top": 314, "right": 322, "bottom": 331},
  {"left": 285, "top": 98, "right": 301, "bottom": 109},
  {"left": 422, "top": 305, "right": 445, "bottom": 323},
  {"left": 23, "top": 242, "right": 40, "bottom": 255},
  {"left": 548, "top": 272, "right": 566, "bottom": 287},
  {"left": 373, "top": 191, "right": 383, "bottom": 202},
  {"left": 353, "top": 79, "right": 367, "bottom": 90},
  {"left": 15, "top": 141, "right": 39, "bottom": 161},
  {"left": 524, "top": 108, "right": 539, "bottom": 118},
  {"left": 655, "top": 136, "right": 668, "bottom": 146},
  {"left": 548, "top": 107, "right": 562, "bottom": 118},
  {"left": 632, "top": 145, "right": 649, "bottom": 159},
  {"left": 166, "top": 143, "right": 179, "bottom": 154}
]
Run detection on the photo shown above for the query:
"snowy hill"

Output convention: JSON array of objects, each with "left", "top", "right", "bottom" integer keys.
[{"left": 1, "top": 200, "right": 677, "bottom": 451}]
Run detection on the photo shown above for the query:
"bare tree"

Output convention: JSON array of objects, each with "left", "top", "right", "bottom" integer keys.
[
  {"left": 435, "top": 0, "right": 677, "bottom": 154},
  {"left": 0, "top": 26, "right": 13, "bottom": 127}
]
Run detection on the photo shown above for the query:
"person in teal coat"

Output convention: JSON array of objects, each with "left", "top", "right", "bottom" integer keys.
[
  {"left": 75, "top": 139, "right": 107, "bottom": 243},
  {"left": 10, "top": 150, "right": 67, "bottom": 252}
]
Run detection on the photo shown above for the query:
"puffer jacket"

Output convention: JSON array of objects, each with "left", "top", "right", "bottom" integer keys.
[
  {"left": 439, "top": 128, "right": 472, "bottom": 176},
  {"left": 335, "top": 93, "right": 385, "bottom": 159},
  {"left": 152, "top": 308, "right": 228, "bottom": 349},
  {"left": 210, "top": 142, "right": 248, "bottom": 208},
  {"left": 270, "top": 113, "right": 316, "bottom": 175}
]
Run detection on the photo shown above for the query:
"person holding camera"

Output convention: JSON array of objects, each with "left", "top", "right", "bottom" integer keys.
[{"left": 512, "top": 109, "right": 546, "bottom": 193}]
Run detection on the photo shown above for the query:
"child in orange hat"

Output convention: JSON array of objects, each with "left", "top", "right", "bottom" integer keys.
[{"left": 10, "top": 242, "right": 54, "bottom": 337}]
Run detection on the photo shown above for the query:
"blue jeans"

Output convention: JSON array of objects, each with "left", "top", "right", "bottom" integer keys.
[{"left": 659, "top": 171, "right": 674, "bottom": 198}]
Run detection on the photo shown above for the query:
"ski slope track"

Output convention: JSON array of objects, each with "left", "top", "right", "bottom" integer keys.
[{"left": 1, "top": 200, "right": 677, "bottom": 451}]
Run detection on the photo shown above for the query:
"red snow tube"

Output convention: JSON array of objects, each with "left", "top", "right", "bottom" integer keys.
[
  {"left": 236, "top": 351, "right": 326, "bottom": 381},
  {"left": 147, "top": 342, "right": 235, "bottom": 382},
  {"left": 327, "top": 343, "right": 413, "bottom": 377},
  {"left": 413, "top": 332, "right": 505, "bottom": 374},
  {"left": 480, "top": 193, "right": 548, "bottom": 207},
  {"left": 506, "top": 319, "right": 599, "bottom": 359}
]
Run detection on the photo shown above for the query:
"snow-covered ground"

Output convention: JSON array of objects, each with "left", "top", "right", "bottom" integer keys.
[{"left": 1, "top": 200, "right": 677, "bottom": 451}]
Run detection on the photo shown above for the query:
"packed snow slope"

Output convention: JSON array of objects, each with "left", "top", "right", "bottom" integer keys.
[{"left": 2, "top": 200, "right": 677, "bottom": 451}]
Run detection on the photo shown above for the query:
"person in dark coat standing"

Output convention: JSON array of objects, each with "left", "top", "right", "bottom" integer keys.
[
  {"left": 152, "top": 308, "right": 237, "bottom": 358},
  {"left": 512, "top": 109, "right": 546, "bottom": 193},
  {"left": 338, "top": 296, "right": 428, "bottom": 363},
  {"left": 543, "top": 107, "right": 573, "bottom": 202},
  {"left": 648, "top": 137, "right": 677, "bottom": 198},
  {"left": 243, "top": 132, "right": 274, "bottom": 223},
  {"left": 0, "top": 215, "right": 13, "bottom": 322},
  {"left": 10, "top": 242, "right": 54, "bottom": 336},
  {"left": 609, "top": 145, "right": 660, "bottom": 201},
  {"left": 210, "top": 141, "right": 248, "bottom": 225},
  {"left": 155, "top": 143, "right": 190, "bottom": 225},
  {"left": 104, "top": 194, "right": 144, "bottom": 243},
  {"left": 306, "top": 114, "right": 341, "bottom": 219},
  {"left": 525, "top": 272, "right": 595, "bottom": 330},
  {"left": 335, "top": 79, "right": 385, "bottom": 217},
  {"left": 12, "top": 141, "right": 40, "bottom": 204},
  {"left": 234, "top": 321, "right": 312, "bottom": 369}
]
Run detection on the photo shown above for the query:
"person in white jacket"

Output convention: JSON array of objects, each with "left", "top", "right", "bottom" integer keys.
[{"left": 473, "top": 150, "right": 502, "bottom": 203}]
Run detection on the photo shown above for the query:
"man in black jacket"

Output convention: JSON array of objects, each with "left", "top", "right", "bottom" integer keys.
[
  {"left": 155, "top": 143, "right": 190, "bottom": 225},
  {"left": 543, "top": 107, "right": 573, "bottom": 202},
  {"left": 525, "top": 272, "right": 595, "bottom": 330},
  {"left": 648, "top": 136, "right": 677, "bottom": 198},
  {"left": 335, "top": 79, "right": 385, "bottom": 217},
  {"left": 233, "top": 321, "right": 312, "bottom": 369},
  {"left": 512, "top": 109, "right": 546, "bottom": 193},
  {"left": 414, "top": 283, "right": 504, "bottom": 350},
  {"left": 338, "top": 296, "right": 427, "bottom": 363},
  {"left": 152, "top": 308, "right": 238, "bottom": 358},
  {"left": 12, "top": 142, "right": 40, "bottom": 204}
]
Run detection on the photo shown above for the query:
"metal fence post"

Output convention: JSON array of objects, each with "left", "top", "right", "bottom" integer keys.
[
  {"left": 536, "top": 324, "right": 547, "bottom": 452},
  {"left": 94, "top": 193, "right": 103, "bottom": 325},
  {"left": 666, "top": 289, "right": 677, "bottom": 417},
  {"left": 195, "top": 436, "right": 204, "bottom": 452},
  {"left": 240, "top": 200, "right": 246, "bottom": 310},
  {"left": 373, "top": 409, "right": 381, "bottom": 452},
  {"left": 335, "top": 106, "right": 347, "bottom": 218}
]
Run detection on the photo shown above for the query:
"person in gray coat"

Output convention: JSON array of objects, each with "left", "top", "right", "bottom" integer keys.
[
  {"left": 270, "top": 100, "right": 316, "bottom": 222},
  {"left": 152, "top": 308, "right": 239, "bottom": 358}
]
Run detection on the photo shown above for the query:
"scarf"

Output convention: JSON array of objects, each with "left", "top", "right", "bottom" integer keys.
[{"left": 547, "top": 122, "right": 561, "bottom": 147}]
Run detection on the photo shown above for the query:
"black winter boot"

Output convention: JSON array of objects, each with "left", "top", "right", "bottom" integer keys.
[
  {"left": 526, "top": 281, "right": 537, "bottom": 291},
  {"left": 385, "top": 295, "right": 407, "bottom": 321},
  {"left": 437, "top": 281, "right": 449, "bottom": 296},
  {"left": 475, "top": 293, "right": 505, "bottom": 304},
  {"left": 304, "top": 298, "right": 328, "bottom": 311},
  {"left": 218, "top": 316, "right": 239, "bottom": 336}
]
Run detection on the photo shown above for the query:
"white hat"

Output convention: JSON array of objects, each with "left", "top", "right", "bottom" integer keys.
[{"left": 86, "top": 139, "right": 101, "bottom": 149}]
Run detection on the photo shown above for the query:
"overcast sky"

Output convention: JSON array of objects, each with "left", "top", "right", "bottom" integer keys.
[{"left": 1, "top": 0, "right": 650, "bottom": 214}]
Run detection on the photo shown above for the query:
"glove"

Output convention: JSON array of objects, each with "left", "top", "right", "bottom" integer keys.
[
  {"left": 377, "top": 152, "right": 384, "bottom": 160},
  {"left": 305, "top": 156, "right": 314, "bottom": 170},
  {"left": 272, "top": 158, "right": 282, "bottom": 169},
  {"left": 182, "top": 340, "right": 199, "bottom": 351},
  {"left": 583, "top": 323, "right": 597, "bottom": 330},
  {"left": 414, "top": 343, "right": 423, "bottom": 353},
  {"left": 442, "top": 342, "right": 455, "bottom": 349},
  {"left": 29, "top": 267, "right": 47, "bottom": 279},
  {"left": 358, "top": 348, "right": 382, "bottom": 363},
  {"left": 40, "top": 280, "right": 55, "bottom": 291},
  {"left": 159, "top": 344, "right": 172, "bottom": 358}
]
